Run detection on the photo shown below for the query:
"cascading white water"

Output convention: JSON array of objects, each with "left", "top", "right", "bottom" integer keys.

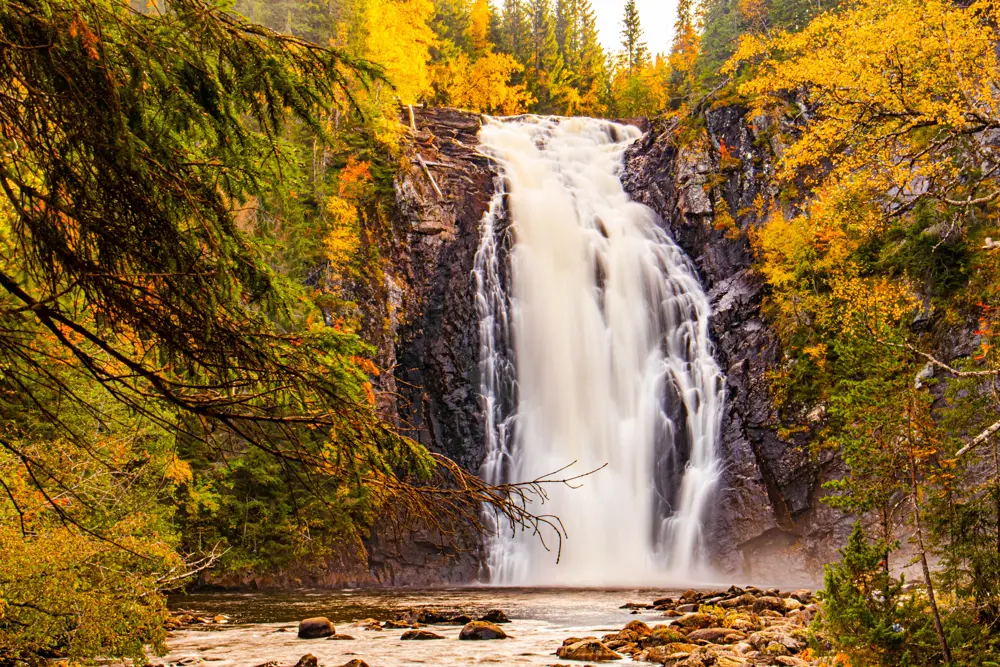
[{"left": 476, "top": 116, "right": 725, "bottom": 586}]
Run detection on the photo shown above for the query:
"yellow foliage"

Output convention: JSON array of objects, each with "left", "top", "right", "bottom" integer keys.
[
  {"left": 730, "top": 0, "right": 1000, "bottom": 212},
  {"left": 363, "top": 0, "right": 437, "bottom": 105},
  {"left": 728, "top": 0, "right": 1000, "bottom": 357},
  {"left": 432, "top": 51, "right": 533, "bottom": 115},
  {"left": 608, "top": 54, "right": 669, "bottom": 117},
  {"left": 324, "top": 158, "right": 372, "bottom": 278},
  {"left": 164, "top": 455, "right": 193, "bottom": 485},
  {"left": 468, "top": 0, "right": 491, "bottom": 55}
]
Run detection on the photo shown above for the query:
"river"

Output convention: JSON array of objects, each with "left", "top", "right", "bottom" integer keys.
[{"left": 161, "top": 587, "right": 690, "bottom": 666}]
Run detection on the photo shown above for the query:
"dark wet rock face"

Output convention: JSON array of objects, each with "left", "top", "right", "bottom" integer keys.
[{"left": 390, "top": 110, "right": 496, "bottom": 473}]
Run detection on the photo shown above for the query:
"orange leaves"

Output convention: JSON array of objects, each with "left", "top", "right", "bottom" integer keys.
[
  {"left": 432, "top": 51, "right": 533, "bottom": 115},
  {"left": 164, "top": 456, "right": 193, "bottom": 486},
  {"left": 323, "top": 158, "right": 371, "bottom": 280},
  {"left": 337, "top": 158, "right": 373, "bottom": 200},
  {"left": 351, "top": 355, "right": 379, "bottom": 378},
  {"left": 362, "top": 382, "right": 376, "bottom": 407},
  {"left": 69, "top": 16, "right": 100, "bottom": 60}
]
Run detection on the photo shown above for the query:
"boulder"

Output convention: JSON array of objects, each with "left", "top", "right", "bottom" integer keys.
[
  {"left": 765, "top": 641, "right": 791, "bottom": 656},
  {"left": 686, "top": 628, "right": 746, "bottom": 644},
  {"left": 479, "top": 609, "right": 511, "bottom": 624},
  {"left": 415, "top": 609, "right": 455, "bottom": 624},
  {"left": 297, "top": 618, "right": 335, "bottom": 640},
  {"left": 719, "top": 594, "right": 757, "bottom": 609},
  {"left": 327, "top": 634, "right": 356, "bottom": 640},
  {"left": 642, "top": 644, "right": 697, "bottom": 663},
  {"left": 294, "top": 656, "right": 318, "bottom": 667},
  {"left": 783, "top": 598, "right": 803, "bottom": 612},
  {"left": 401, "top": 629, "right": 445, "bottom": 640},
  {"left": 729, "top": 618, "right": 758, "bottom": 632},
  {"left": 562, "top": 636, "right": 597, "bottom": 646},
  {"left": 753, "top": 597, "right": 787, "bottom": 613},
  {"left": 624, "top": 620, "right": 652, "bottom": 636},
  {"left": 676, "top": 604, "right": 700, "bottom": 613},
  {"left": 444, "top": 615, "right": 473, "bottom": 625},
  {"left": 673, "top": 613, "right": 715, "bottom": 630},
  {"left": 354, "top": 618, "right": 381, "bottom": 631},
  {"left": 338, "top": 661, "right": 370, "bottom": 667},
  {"left": 604, "top": 629, "right": 640, "bottom": 644},
  {"left": 459, "top": 621, "right": 507, "bottom": 640},
  {"left": 646, "top": 625, "right": 689, "bottom": 645},
  {"left": 791, "top": 589, "right": 814, "bottom": 603},
  {"left": 556, "top": 639, "right": 622, "bottom": 662},
  {"left": 382, "top": 620, "right": 411, "bottom": 629}
]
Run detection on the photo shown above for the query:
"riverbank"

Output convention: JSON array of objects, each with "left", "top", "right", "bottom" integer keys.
[{"left": 156, "top": 587, "right": 819, "bottom": 666}]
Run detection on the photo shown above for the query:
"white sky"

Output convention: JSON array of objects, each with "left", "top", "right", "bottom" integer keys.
[{"left": 592, "top": 0, "right": 679, "bottom": 57}]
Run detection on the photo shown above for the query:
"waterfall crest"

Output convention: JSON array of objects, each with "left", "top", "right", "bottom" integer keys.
[{"left": 476, "top": 116, "right": 725, "bottom": 586}]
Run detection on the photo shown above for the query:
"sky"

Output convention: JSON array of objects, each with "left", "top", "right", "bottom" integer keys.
[{"left": 592, "top": 0, "right": 679, "bottom": 57}]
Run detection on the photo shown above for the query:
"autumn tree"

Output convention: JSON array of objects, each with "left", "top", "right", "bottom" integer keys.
[
  {"left": 621, "top": 0, "right": 649, "bottom": 73},
  {"left": 731, "top": 0, "right": 1000, "bottom": 661},
  {"left": 666, "top": 0, "right": 702, "bottom": 111}
]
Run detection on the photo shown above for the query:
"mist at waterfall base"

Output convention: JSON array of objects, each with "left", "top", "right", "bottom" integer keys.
[{"left": 476, "top": 116, "right": 726, "bottom": 587}]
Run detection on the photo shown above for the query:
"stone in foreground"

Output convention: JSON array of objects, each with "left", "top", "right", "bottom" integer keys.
[
  {"left": 293, "top": 655, "right": 318, "bottom": 667},
  {"left": 401, "top": 629, "right": 446, "bottom": 640},
  {"left": 297, "top": 618, "right": 335, "bottom": 639},
  {"left": 556, "top": 639, "right": 622, "bottom": 662},
  {"left": 459, "top": 620, "right": 508, "bottom": 640}
]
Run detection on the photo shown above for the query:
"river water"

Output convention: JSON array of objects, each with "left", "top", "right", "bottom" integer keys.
[{"left": 161, "top": 587, "right": 689, "bottom": 666}]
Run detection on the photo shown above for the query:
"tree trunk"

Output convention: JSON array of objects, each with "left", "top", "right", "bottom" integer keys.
[{"left": 907, "top": 446, "right": 952, "bottom": 664}]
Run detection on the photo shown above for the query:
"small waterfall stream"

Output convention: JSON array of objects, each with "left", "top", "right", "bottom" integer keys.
[{"left": 476, "top": 116, "right": 726, "bottom": 586}]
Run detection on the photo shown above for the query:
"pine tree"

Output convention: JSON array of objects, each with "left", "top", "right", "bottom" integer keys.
[
  {"left": 621, "top": 0, "right": 648, "bottom": 73},
  {"left": 499, "top": 0, "right": 532, "bottom": 65},
  {"left": 576, "top": 0, "right": 608, "bottom": 115},
  {"left": 666, "top": 0, "right": 701, "bottom": 109},
  {"left": 554, "top": 0, "right": 580, "bottom": 66}
]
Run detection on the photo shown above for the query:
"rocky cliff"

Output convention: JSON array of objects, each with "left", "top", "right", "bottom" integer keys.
[{"left": 375, "top": 106, "right": 855, "bottom": 585}]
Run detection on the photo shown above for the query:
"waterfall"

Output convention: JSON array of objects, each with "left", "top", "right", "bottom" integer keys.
[{"left": 475, "top": 116, "right": 725, "bottom": 586}]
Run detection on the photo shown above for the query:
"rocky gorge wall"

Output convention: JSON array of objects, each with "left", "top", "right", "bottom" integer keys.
[{"left": 370, "top": 106, "right": 855, "bottom": 586}]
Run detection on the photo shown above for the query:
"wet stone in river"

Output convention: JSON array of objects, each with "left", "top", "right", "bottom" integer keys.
[
  {"left": 459, "top": 620, "right": 508, "bottom": 640},
  {"left": 297, "top": 618, "right": 335, "bottom": 640},
  {"left": 400, "top": 629, "right": 445, "bottom": 640}
]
